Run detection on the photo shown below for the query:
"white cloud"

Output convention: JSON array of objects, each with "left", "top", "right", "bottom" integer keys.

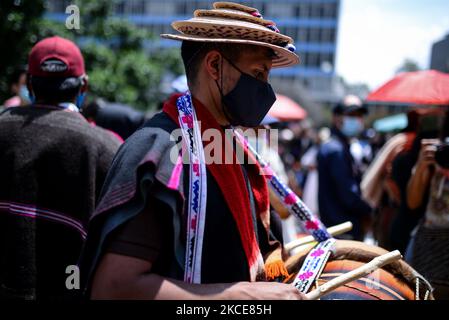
[{"left": 336, "top": 0, "right": 449, "bottom": 90}]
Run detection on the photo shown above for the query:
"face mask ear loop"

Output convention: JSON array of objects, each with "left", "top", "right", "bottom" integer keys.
[
  {"left": 214, "top": 56, "right": 233, "bottom": 127},
  {"left": 223, "top": 57, "right": 244, "bottom": 75},
  {"left": 76, "top": 75, "right": 87, "bottom": 110},
  {"left": 27, "top": 74, "right": 36, "bottom": 105}
]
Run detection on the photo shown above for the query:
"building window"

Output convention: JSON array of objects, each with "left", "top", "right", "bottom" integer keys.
[
  {"left": 301, "top": 53, "right": 307, "bottom": 66},
  {"left": 310, "top": 3, "right": 322, "bottom": 18},
  {"left": 196, "top": 1, "right": 214, "bottom": 10},
  {"left": 297, "top": 28, "right": 308, "bottom": 42},
  {"left": 321, "top": 53, "right": 332, "bottom": 64},
  {"left": 297, "top": 3, "right": 310, "bottom": 18},
  {"left": 284, "top": 27, "right": 296, "bottom": 39},
  {"left": 185, "top": 2, "right": 196, "bottom": 15},
  {"left": 131, "top": 0, "right": 145, "bottom": 15},
  {"left": 147, "top": 1, "right": 175, "bottom": 15},
  {"left": 308, "top": 28, "right": 320, "bottom": 42},
  {"left": 176, "top": 3, "right": 188, "bottom": 15},
  {"left": 266, "top": 3, "right": 293, "bottom": 18},
  {"left": 321, "top": 28, "right": 333, "bottom": 43},
  {"left": 308, "top": 53, "right": 319, "bottom": 68},
  {"left": 115, "top": 1, "right": 125, "bottom": 15},
  {"left": 319, "top": 6, "right": 326, "bottom": 18},
  {"left": 323, "top": 3, "right": 338, "bottom": 18},
  {"left": 47, "top": 0, "right": 72, "bottom": 13},
  {"left": 329, "top": 29, "right": 336, "bottom": 42}
]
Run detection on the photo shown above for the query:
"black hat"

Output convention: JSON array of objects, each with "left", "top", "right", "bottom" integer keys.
[{"left": 333, "top": 95, "right": 368, "bottom": 116}]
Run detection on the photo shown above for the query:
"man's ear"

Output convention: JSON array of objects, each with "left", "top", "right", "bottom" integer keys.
[
  {"left": 80, "top": 75, "right": 89, "bottom": 93},
  {"left": 204, "top": 51, "right": 221, "bottom": 81}
]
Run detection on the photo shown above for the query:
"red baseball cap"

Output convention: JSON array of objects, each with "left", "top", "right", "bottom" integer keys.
[{"left": 28, "top": 36, "right": 85, "bottom": 78}]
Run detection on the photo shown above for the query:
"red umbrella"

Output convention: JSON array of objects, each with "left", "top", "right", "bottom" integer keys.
[
  {"left": 268, "top": 94, "right": 307, "bottom": 121},
  {"left": 367, "top": 70, "right": 449, "bottom": 105}
]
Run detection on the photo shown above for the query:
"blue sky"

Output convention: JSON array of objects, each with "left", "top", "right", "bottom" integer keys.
[{"left": 336, "top": 0, "right": 449, "bottom": 90}]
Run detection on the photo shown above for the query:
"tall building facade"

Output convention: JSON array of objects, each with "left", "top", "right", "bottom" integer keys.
[
  {"left": 46, "top": 0, "right": 341, "bottom": 108},
  {"left": 430, "top": 33, "right": 449, "bottom": 74}
]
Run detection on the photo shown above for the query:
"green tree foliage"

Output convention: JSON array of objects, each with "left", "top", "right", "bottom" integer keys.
[
  {"left": 0, "top": 0, "right": 47, "bottom": 99},
  {"left": 396, "top": 59, "right": 421, "bottom": 74},
  {"left": 0, "top": 0, "right": 183, "bottom": 111}
]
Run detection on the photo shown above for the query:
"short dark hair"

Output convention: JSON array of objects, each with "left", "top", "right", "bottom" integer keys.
[
  {"left": 404, "top": 110, "right": 419, "bottom": 133},
  {"left": 9, "top": 67, "right": 27, "bottom": 86},
  {"left": 181, "top": 41, "right": 274, "bottom": 86},
  {"left": 441, "top": 109, "right": 449, "bottom": 140},
  {"left": 30, "top": 76, "right": 83, "bottom": 103},
  {"left": 81, "top": 98, "right": 105, "bottom": 119}
]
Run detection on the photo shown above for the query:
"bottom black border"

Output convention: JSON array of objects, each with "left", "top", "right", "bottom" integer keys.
[{"left": 2, "top": 300, "right": 447, "bottom": 319}]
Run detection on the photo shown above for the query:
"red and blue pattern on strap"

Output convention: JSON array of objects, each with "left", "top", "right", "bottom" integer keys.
[{"left": 234, "top": 131, "right": 335, "bottom": 293}]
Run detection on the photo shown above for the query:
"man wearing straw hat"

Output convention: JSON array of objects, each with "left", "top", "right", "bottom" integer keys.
[{"left": 80, "top": 2, "right": 305, "bottom": 299}]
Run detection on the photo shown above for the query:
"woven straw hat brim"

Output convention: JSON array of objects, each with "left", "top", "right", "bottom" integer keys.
[
  {"left": 213, "top": 2, "right": 258, "bottom": 14},
  {"left": 160, "top": 33, "right": 300, "bottom": 68},
  {"left": 194, "top": 9, "right": 276, "bottom": 27},
  {"left": 172, "top": 17, "right": 293, "bottom": 46}
]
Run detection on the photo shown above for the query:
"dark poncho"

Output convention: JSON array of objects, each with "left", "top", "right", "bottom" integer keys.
[
  {"left": 80, "top": 108, "right": 284, "bottom": 296},
  {"left": 95, "top": 103, "right": 145, "bottom": 140},
  {"left": 0, "top": 106, "right": 121, "bottom": 300}
]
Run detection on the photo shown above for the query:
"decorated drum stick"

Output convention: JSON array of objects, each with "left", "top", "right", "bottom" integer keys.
[
  {"left": 234, "top": 131, "right": 335, "bottom": 294},
  {"left": 285, "top": 222, "right": 353, "bottom": 252},
  {"left": 234, "top": 131, "right": 331, "bottom": 242},
  {"left": 305, "top": 250, "right": 402, "bottom": 300}
]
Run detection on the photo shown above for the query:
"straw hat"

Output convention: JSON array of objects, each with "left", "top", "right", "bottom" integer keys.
[{"left": 161, "top": 1, "right": 300, "bottom": 68}]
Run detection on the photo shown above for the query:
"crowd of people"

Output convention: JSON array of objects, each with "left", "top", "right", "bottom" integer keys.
[
  {"left": 275, "top": 102, "right": 449, "bottom": 299},
  {"left": 0, "top": 1, "right": 447, "bottom": 301}
]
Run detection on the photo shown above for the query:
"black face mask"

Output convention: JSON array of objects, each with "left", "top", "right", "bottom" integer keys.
[{"left": 216, "top": 57, "right": 276, "bottom": 127}]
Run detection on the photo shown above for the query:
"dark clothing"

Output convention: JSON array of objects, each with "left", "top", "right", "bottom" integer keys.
[
  {"left": 95, "top": 103, "right": 145, "bottom": 140},
  {"left": 0, "top": 106, "right": 120, "bottom": 300},
  {"left": 389, "top": 137, "right": 428, "bottom": 252},
  {"left": 408, "top": 223, "right": 449, "bottom": 300},
  {"left": 317, "top": 128, "right": 372, "bottom": 240},
  {"left": 80, "top": 111, "right": 280, "bottom": 294},
  {"left": 106, "top": 159, "right": 278, "bottom": 284}
]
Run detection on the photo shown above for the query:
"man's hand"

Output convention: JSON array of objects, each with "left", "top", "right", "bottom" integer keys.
[
  {"left": 91, "top": 253, "right": 308, "bottom": 300},
  {"left": 223, "top": 281, "right": 308, "bottom": 300},
  {"left": 417, "top": 139, "right": 439, "bottom": 168},
  {"left": 407, "top": 139, "right": 439, "bottom": 210}
]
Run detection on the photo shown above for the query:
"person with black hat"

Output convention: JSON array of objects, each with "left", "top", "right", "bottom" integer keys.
[
  {"left": 0, "top": 36, "right": 121, "bottom": 299},
  {"left": 82, "top": 98, "right": 146, "bottom": 140},
  {"left": 317, "top": 95, "right": 373, "bottom": 241}
]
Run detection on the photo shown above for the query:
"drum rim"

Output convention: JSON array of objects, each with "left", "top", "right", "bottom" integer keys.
[{"left": 285, "top": 240, "right": 434, "bottom": 300}]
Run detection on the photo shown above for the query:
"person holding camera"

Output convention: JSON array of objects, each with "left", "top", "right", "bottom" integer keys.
[{"left": 405, "top": 110, "right": 449, "bottom": 300}]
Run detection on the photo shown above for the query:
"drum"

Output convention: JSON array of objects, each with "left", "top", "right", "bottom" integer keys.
[{"left": 284, "top": 240, "right": 434, "bottom": 300}]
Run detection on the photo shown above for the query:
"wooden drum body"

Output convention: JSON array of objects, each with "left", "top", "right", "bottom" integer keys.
[{"left": 284, "top": 240, "right": 434, "bottom": 300}]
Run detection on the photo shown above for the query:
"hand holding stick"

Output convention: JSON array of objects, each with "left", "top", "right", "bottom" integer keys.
[{"left": 305, "top": 250, "right": 402, "bottom": 300}]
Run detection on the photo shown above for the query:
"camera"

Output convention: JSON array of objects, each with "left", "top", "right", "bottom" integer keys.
[{"left": 435, "top": 142, "right": 449, "bottom": 169}]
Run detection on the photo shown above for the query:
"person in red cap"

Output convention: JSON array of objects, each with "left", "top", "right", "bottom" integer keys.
[
  {"left": 0, "top": 36, "right": 121, "bottom": 300},
  {"left": 27, "top": 35, "right": 87, "bottom": 108}
]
